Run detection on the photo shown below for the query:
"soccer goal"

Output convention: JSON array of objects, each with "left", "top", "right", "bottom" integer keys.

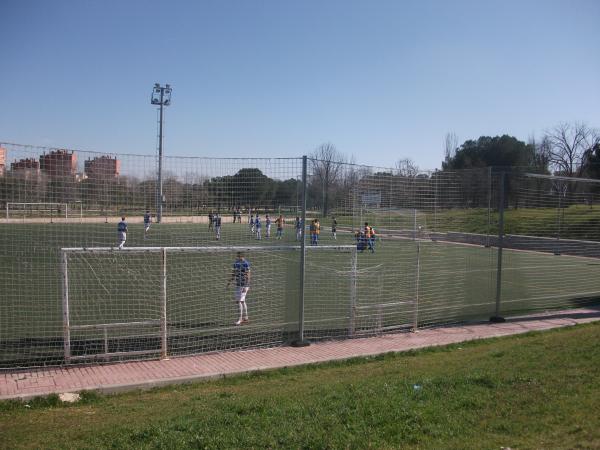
[
  {"left": 60, "top": 244, "right": 357, "bottom": 363},
  {"left": 355, "top": 207, "right": 430, "bottom": 241},
  {"left": 6, "top": 202, "right": 69, "bottom": 221}
]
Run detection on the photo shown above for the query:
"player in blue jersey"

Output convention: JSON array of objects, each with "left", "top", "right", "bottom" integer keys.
[
  {"left": 214, "top": 214, "right": 222, "bottom": 240},
  {"left": 117, "top": 216, "right": 128, "bottom": 249},
  {"left": 143, "top": 210, "right": 151, "bottom": 239},
  {"left": 255, "top": 214, "right": 262, "bottom": 240},
  {"left": 295, "top": 216, "right": 302, "bottom": 241},
  {"left": 265, "top": 214, "right": 272, "bottom": 238},
  {"left": 331, "top": 216, "right": 337, "bottom": 240},
  {"left": 226, "top": 252, "right": 251, "bottom": 325}
]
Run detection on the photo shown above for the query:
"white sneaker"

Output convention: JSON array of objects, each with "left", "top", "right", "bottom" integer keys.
[{"left": 235, "top": 319, "right": 242, "bottom": 326}]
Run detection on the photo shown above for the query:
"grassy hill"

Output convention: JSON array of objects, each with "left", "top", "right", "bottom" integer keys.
[{"left": 1, "top": 322, "right": 599, "bottom": 449}]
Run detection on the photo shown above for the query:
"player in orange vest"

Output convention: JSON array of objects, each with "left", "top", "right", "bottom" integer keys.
[{"left": 364, "top": 222, "right": 375, "bottom": 253}]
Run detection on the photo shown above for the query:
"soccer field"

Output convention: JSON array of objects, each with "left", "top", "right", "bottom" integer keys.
[{"left": 1, "top": 220, "right": 600, "bottom": 368}]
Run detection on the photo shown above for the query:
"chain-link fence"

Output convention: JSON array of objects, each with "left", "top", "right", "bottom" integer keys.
[{"left": 1, "top": 142, "right": 600, "bottom": 368}]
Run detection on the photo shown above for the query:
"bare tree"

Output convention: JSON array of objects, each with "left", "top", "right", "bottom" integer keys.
[
  {"left": 310, "top": 142, "right": 346, "bottom": 217},
  {"left": 340, "top": 154, "right": 359, "bottom": 191},
  {"left": 444, "top": 132, "right": 459, "bottom": 167},
  {"left": 396, "top": 158, "right": 419, "bottom": 177},
  {"left": 535, "top": 136, "right": 552, "bottom": 173},
  {"left": 527, "top": 135, "right": 551, "bottom": 173},
  {"left": 545, "top": 122, "right": 597, "bottom": 177}
]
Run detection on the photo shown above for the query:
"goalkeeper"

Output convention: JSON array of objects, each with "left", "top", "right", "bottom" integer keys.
[
  {"left": 117, "top": 216, "right": 128, "bottom": 249},
  {"left": 143, "top": 210, "right": 151, "bottom": 239},
  {"left": 227, "top": 252, "right": 251, "bottom": 326}
]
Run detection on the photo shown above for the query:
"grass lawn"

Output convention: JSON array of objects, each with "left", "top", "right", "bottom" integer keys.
[
  {"left": 1, "top": 322, "right": 599, "bottom": 449},
  {"left": 341, "top": 203, "right": 600, "bottom": 240}
]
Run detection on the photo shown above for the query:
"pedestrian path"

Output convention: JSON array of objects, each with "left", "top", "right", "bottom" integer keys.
[{"left": 1, "top": 307, "right": 599, "bottom": 400}]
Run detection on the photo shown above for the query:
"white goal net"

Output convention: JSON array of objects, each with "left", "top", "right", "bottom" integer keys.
[
  {"left": 60, "top": 245, "right": 357, "bottom": 362},
  {"left": 6, "top": 202, "right": 69, "bottom": 221}
]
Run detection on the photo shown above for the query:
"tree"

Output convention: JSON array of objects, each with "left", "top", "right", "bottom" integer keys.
[
  {"left": 205, "top": 168, "right": 273, "bottom": 209},
  {"left": 442, "top": 135, "right": 536, "bottom": 170},
  {"left": 533, "top": 136, "right": 552, "bottom": 174},
  {"left": 441, "top": 135, "right": 538, "bottom": 209},
  {"left": 444, "top": 132, "right": 459, "bottom": 167},
  {"left": 544, "top": 122, "right": 599, "bottom": 177},
  {"left": 310, "top": 143, "right": 346, "bottom": 217},
  {"left": 581, "top": 141, "right": 600, "bottom": 179},
  {"left": 396, "top": 158, "right": 419, "bottom": 177},
  {"left": 273, "top": 178, "right": 301, "bottom": 208},
  {"left": 202, "top": 168, "right": 300, "bottom": 211}
]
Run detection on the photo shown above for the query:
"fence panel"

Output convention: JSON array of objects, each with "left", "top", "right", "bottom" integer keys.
[
  {"left": 498, "top": 172, "right": 600, "bottom": 315},
  {"left": 1, "top": 141, "right": 600, "bottom": 368}
]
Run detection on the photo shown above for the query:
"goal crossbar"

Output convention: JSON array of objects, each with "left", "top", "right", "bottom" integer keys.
[{"left": 61, "top": 245, "right": 356, "bottom": 253}]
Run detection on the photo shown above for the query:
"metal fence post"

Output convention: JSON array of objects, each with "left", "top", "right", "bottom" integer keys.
[
  {"left": 413, "top": 208, "right": 417, "bottom": 240},
  {"left": 486, "top": 166, "right": 492, "bottom": 247},
  {"left": 491, "top": 171, "right": 506, "bottom": 323},
  {"left": 61, "top": 250, "right": 71, "bottom": 362},
  {"left": 555, "top": 190, "right": 562, "bottom": 255},
  {"left": 161, "top": 247, "right": 168, "bottom": 359},
  {"left": 434, "top": 171, "right": 438, "bottom": 233},
  {"left": 292, "top": 156, "right": 310, "bottom": 347},
  {"left": 349, "top": 247, "right": 357, "bottom": 337},
  {"left": 412, "top": 240, "right": 421, "bottom": 331}
]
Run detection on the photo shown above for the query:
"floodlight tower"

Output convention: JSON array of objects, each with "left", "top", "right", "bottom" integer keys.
[{"left": 151, "top": 83, "right": 172, "bottom": 223}]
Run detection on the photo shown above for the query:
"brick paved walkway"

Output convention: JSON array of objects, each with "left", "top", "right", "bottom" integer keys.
[{"left": 1, "top": 307, "right": 599, "bottom": 400}]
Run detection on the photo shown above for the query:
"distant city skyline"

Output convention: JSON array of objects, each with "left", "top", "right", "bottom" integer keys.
[{"left": 1, "top": 0, "right": 598, "bottom": 170}]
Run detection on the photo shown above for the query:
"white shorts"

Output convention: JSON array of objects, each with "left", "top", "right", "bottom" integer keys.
[{"left": 235, "top": 286, "right": 249, "bottom": 302}]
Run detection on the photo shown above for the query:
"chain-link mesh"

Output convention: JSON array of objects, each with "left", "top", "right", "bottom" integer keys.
[
  {"left": 497, "top": 172, "right": 600, "bottom": 316},
  {"left": 1, "top": 142, "right": 600, "bottom": 368}
]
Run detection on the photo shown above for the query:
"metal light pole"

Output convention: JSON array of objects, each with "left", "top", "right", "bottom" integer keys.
[{"left": 151, "top": 83, "right": 172, "bottom": 223}]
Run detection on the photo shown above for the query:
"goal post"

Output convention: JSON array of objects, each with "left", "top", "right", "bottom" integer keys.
[
  {"left": 60, "top": 244, "right": 357, "bottom": 362},
  {"left": 6, "top": 202, "right": 68, "bottom": 221},
  {"left": 61, "top": 246, "right": 166, "bottom": 362}
]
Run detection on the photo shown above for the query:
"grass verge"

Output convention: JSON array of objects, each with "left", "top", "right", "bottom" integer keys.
[{"left": 1, "top": 322, "right": 600, "bottom": 449}]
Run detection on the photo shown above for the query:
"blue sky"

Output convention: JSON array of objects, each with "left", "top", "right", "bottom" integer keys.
[{"left": 1, "top": 0, "right": 598, "bottom": 170}]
